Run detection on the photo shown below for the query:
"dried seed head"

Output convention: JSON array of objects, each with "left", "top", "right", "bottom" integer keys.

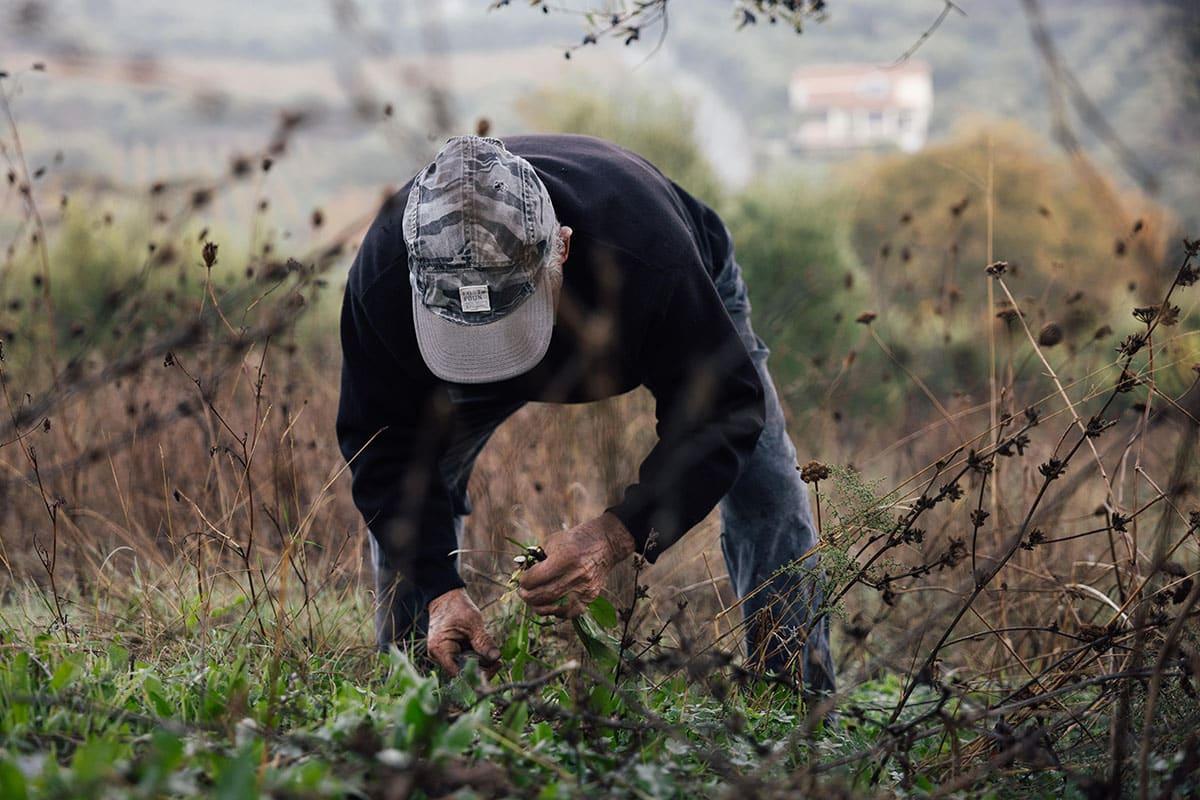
[
  {"left": 1137, "top": 303, "right": 1185, "bottom": 326},
  {"left": 799, "top": 460, "right": 831, "bottom": 484},
  {"left": 1085, "top": 415, "right": 1114, "bottom": 439},
  {"left": 1133, "top": 305, "right": 1158, "bottom": 324},
  {"left": 1178, "top": 261, "right": 1199, "bottom": 287},
  {"left": 1038, "top": 458, "right": 1066, "bottom": 481},
  {"left": 985, "top": 261, "right": 1008, "bottom": 276},
  {"left": 1117, "top": 333, "right": 1146, "bottom": 357},
  {"left": 1036, "top": 322, "right": 1063, "bottom": 348},
  {"left": 942, "top": 538, "right": 968, "bottom": 569},
  {"left": 1113, "top": 369, "right": 1142, "bottom": 393},
  {"left": 967, "top": 449, "right": 993, "bottom": 474}
]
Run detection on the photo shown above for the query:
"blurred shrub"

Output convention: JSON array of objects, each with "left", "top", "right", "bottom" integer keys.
[
  {"left": 721, "top": 175, "right": 865, "bottom": 392},
  {"left": 841, "top": 121, "right": 1171, "bottom": 343},
  {"left": 518, "top": 86, "right": 724, "bottom": 206},
  {"left": 0, "top": 215, "right": 336, "bottom": 378},
  {"left": 0, "top": 219, "right": 186, "bottom": 371}
]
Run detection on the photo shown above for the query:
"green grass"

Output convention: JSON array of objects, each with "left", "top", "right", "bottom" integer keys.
[
  {"left": 0, "top": 583, "right": 948, "bottom": 800},
  {"left": 3, "top": 581, "right": 1198, "bottom": 798}
]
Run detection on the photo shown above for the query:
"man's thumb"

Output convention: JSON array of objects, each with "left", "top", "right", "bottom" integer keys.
[{"left": 469, "top": 625, "right": 501, "bottom": 664}]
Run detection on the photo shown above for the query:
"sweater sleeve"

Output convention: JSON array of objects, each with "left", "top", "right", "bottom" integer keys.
[
  {"left": 336, "top": 282, "right": 464, "bottom": 602},
  {"left": 605, "top": 259, "right": 765, "bottom": 561}
]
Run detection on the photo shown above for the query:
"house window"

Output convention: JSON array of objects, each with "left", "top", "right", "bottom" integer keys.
[{"left": 857, "top": 75, "right": 889, "bottom": 98}]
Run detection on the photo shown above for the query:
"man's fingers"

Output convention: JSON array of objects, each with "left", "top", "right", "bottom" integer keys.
[
  {"left": 429, "top": 637, "right": 463, "bottom": 676},
  {"left": 469, "top": 626, "right": 502, "bottom": 666},
  {"left": 530, "top": 592, "right": 582, "bottom": 619},
  {"left": 519, "top": 580, "right": 575, "bottom": 607},
  {"left": 530, "top": 600, "right": 584, "bottom": 619},
  {"left": 518, "top": 557, "right": 558, "bottom": 591},
  {"left": 530, "top": 602, "right": 569, "bottom": 618},
  {"left": 564, "top": 597, "right": 588, "bottom": 619}
]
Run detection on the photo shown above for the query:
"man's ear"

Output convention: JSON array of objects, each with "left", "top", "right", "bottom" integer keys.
[{"left": 560, "top": 225, "right": 572, "bottom": 266}]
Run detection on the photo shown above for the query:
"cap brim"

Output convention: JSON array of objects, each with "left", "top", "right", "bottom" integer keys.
[{"left": 412, "top": 267, "right": 555, "bottom": 384}]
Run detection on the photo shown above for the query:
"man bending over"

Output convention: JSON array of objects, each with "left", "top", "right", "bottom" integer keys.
[{"left": 336, "top": 134, "right": 834, "bottom": 694}]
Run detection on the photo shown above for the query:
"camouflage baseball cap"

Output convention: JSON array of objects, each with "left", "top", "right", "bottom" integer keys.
[{"left": 404, "top": 135, "right": 561, "bottom": 384}]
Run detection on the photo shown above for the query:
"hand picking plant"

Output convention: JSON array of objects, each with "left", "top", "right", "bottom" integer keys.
[{"left": 507, "top": 538, "right": 621, "bottom": 678}]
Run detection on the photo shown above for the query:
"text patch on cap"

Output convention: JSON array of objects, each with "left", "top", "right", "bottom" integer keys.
[{"left": 458, "top": 285, "right": 491, "bottom": 313}]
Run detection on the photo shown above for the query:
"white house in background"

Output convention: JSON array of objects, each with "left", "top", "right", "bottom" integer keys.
[{"left": 788, "top": 62, "right": 933, "bottom": 153}]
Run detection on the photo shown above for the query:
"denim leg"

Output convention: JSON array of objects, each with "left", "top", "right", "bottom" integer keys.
[
  {"left": 372, "top": 397, "right": 524, "bottom": 650},
  {"left": 713, "top": 253, "right": 836, "bottom": 695},
  {"left": 371, "top": 534, "right": 432, "bottom": 648}
]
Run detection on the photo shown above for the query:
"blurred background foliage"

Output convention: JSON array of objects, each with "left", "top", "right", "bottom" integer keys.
[
  {"left": 7, "top": 76, "right": 1191, "bottom": 437},
  {"left": 518, "top": 87, "right": 724, "bottom": 205},
  {"left": 516, "top": 84, "right": 1193, "bottom": 439}
]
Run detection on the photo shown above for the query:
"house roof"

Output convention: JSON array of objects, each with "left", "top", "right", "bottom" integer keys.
[{"left": 790, "top": 61, "right": 932, "bottom": 111}]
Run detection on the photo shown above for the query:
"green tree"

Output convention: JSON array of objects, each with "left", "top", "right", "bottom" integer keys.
[{"left": 723, "top": 175, "right": 863, "bottom": 393}]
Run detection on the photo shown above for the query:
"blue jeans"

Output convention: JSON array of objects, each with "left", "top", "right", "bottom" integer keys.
[
  {"left": 372, "top": 252, "right": 835, "bottom": 694},
  {"left": 712, "top": 254, "right": 835, "bottom": 694}
]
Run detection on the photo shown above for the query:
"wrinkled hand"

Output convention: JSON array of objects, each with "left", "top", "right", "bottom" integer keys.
[
  {"left": 518, "top": 513, "right": 636, "bottom": 619},
  {"left": 426, "top": 588, "right": 501, "bottom": 678}
]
